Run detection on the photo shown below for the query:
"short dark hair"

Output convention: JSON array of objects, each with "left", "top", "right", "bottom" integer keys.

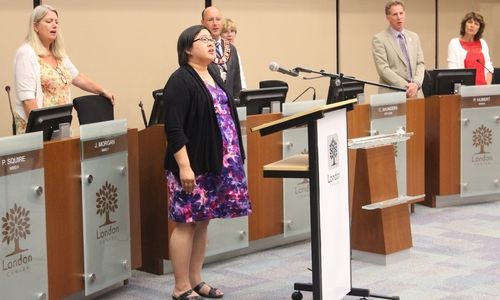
[
  {"left": 460, "top": 12, "right": 485, "bottom": 41},
  {"left": 177, "top": 25, "right": 206, "bottom": 66},
  {"left": 385, "top": 0, "right": 405, "bottom": 15}
]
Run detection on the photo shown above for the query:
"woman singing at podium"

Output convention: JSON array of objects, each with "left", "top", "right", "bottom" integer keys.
[{"left": 162, "top": 25, "right": 252, "bottom": 300}]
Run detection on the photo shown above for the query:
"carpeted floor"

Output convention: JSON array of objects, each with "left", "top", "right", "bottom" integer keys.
[{"left": 93, "top": 201, "right": 500, "bottom": 300}]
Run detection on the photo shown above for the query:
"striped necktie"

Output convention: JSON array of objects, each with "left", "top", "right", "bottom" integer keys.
[
  {"left": 398, "top": 33, "right": 412, "bottom": 81},
  {"left": 215, "top": 41, "right": 222, "bottom": 58}
]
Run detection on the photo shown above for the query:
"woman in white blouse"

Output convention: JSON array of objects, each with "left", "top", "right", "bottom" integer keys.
[
  {"left": 13, "top": 4, "right": 115, "bottom": 134},
  {"left": 447, "top": 12, "right": 493, "bottom": 85}
]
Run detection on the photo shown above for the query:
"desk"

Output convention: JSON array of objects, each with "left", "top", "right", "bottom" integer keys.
[{"left": 44, "top": 129, "right": 141, "bottom": 299}]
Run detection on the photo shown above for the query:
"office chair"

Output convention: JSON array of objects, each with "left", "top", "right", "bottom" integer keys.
[
  {"left": 259, "top": 80, "right": 288, "bottom": 89},
  {"left": 259, "top": 80, "right": 289, "bottom": 100},
  {"left": 422, "top": 69, "right": 432, "bottom": 98},
  {"left": 493, "top": 68, "right": 500, "bottom": 85},
  {"left": 73, "top": 95, "right": 114, "bottom": 125}
]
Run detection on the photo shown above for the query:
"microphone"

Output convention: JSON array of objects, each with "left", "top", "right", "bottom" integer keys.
[
  {"left": 138, "top": 101, "right": 148, "bottom": 128},
  {"left": 476, "top": 59, "right": 494, "bottom": 75},
  {"left": 269, "top": 62, "right": 301, "bottom": 77},
  {"left": 291, "top": 87, "right": 316, "bottom": 102},
  {"left": 5, "top": 86, "right": 16, "bottom": 135}
]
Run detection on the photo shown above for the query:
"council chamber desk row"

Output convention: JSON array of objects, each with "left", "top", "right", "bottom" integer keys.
[
  {"left": 8, "top": 91, "right": 490, "bottom": 298},
  {"left": 0, "top": 123, "right": 141, "bottom": 300},
  {"left": 138, "top": 96, "right": 427, "bottom": 275}
]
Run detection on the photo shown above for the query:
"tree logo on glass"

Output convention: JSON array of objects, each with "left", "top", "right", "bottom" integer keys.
[
  {"left": 1, "top": 204, "right": 31, "bottom": 257},
  {"left": 472, "top": 124, "right": 492, "bottom": 155},
  {"left": 96, "top": 181, "right": 119, "bottom": 228}
]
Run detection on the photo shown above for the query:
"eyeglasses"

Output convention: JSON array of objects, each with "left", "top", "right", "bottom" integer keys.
[
  {"left": 193, "top": 37, "right": 216, "bottom": 44},
  {"left": 55, "top": 67, "right": 68, "bottom": 84},
  {"left": 222, "top": 30, "right": 237, "bottom": 35}
]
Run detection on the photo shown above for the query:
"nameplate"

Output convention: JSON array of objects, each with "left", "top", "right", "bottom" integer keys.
[
  {"left": 370, "top": 103, "right": 406, "bottom": 119},
  {"left": 81, "top": 134, "right": 128, "bottom": 160},
  {"left": 461, "top": 95, "right": 500, "bottom": 109},
  {"left": 0, "top": 149, "right": 44, "bottom": 177}
]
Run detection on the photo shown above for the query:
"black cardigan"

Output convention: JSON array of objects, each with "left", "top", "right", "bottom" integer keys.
[{"left": 162, "top": 64, "right": 245, "bottom": 176}]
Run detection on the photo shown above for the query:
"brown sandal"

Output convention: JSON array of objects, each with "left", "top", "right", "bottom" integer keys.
[
  {"left": 193, "top": 282, "right": 223, "bottom": 299},
  {"left": 172, "top": 289, "right": 203, "bottom": 300}
]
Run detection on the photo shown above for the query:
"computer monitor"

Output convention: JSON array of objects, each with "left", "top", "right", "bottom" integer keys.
[
  {"left": 148, "top": 89, "right": 164, "bottom": 126},
  {"left": 26, "top": 103, "right": 73, "bottom": 141},
  {"left": 430, "top": 68, "right": 476, "bottom": 96},
  {"left": 239, "top": 86, "right": 288, "bottom": 115},
  {"left": 326, "top": 77, "right": 365, "bottom": 104}
]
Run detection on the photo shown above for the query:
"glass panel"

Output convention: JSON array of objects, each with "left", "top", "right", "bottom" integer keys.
[
  {"left": 80, "top": 119, "right": 131, "bottom": 295},
  {"left": 460, "top": 85, "right": 500, "bottom": 97},
  {"left": 280, "top": 100, "right": 328, "bottom": 238},
  {"left": 460, "top": 87, "right": 500, "bottom": 197},
  {"left": 370, "top": 93, "right": 407, "bottom": 196},
  {"left": 282, "top": 127, "right": 311, "bottom": 238},
  {"left": 0, "top": 132, "right": 49, "bottom": 299},
  {"left": 282, "top": 99, "right": 326, "bottom": 117},
  {"left": 206, "top": 108, "right": 249, "bottom": 256},
  {"left": 206, "top": 217, "right": 249, "bottom": 257}
]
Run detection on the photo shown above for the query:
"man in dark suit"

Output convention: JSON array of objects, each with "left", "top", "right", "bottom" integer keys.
[
  {"left": 202, "top": 6, "right": 242, "bottom": 99},
  {"left": 372, "top": 0, "right": 425, "bottom": 98}
]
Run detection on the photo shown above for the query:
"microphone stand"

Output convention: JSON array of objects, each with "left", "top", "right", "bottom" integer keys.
[{"left": 294, "top": 68, "right": 406, "bottom": 104}]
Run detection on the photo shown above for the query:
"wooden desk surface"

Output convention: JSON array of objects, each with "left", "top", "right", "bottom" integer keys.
[{"left": 263, "top": 154, "right": 309, "bottom": 171}]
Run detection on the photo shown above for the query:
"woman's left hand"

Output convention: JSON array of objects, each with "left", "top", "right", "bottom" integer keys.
[{"left": 101, "top": 90, "right": 116, "bottom": 105}]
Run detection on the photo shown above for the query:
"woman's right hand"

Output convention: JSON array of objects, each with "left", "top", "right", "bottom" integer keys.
[{"left": 179, "top": 167, "right": 195, "bottom": 194}]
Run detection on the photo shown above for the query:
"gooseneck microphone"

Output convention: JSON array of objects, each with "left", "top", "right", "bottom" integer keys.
[
  {"left": 476, "top": 59, "right": 494, "bottom": 75},
  {"left": 291, "top": 86, "right": 317, "bottom": 102},
  {"left": 138, "top": 101, "right": 148, "bottom": 128},
  {"left": 269, "top": 62, "right": 301, "bottom": 77},
  {"left": 5, "top": 86, "right": 16, "bottom": 135}
]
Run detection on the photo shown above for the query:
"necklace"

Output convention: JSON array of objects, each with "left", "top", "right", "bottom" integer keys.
[{"left": 213, "top": 39, "right": 231, "bottom": 65}]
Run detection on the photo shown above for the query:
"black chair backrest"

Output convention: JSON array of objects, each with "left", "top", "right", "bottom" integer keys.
[
  {"left": 73, "top": 95, "right": 114, "bottom": 125},
  {"left": 259, "top": 80, "right": 288, "bottom": 89},
  {"left": 494, "top": 68, "right": 500, "bottom": 85},
  {"left": 422, "top": 69, "right": 432, "bottom": 98},
  {"left": 258, "top": 80, "right": 289, "bottom": 101}
]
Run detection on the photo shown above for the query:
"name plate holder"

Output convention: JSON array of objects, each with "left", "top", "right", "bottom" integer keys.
[
  {"left": 348, "top": 132, "right": 418, "bottom": 265},
  {"left": 79, "top": 119, "right": 131, "bottom": 295},
  {"left": 0, "top": 132, "right": 48, "bottom": 299}
]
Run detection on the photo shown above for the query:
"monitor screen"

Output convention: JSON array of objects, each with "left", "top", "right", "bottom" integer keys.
[
  {"left": 148, "top": 89, "right": 164, "bottom": 126},
  {"left": 239, "top": 86, "right": 288, "bottom": 115},
  {"left": 26, "top": 103, "right": 73, "bottom": 141},
  {"left": 326, "top": 77, "right": 365, "bottom": 104},
  {"left": 430, "top": 68, "right": 476, "bottom": 96}
]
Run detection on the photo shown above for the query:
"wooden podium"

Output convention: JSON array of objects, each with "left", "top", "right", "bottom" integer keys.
[
  {"left": 252, "top": 100, "right": 355, "bottom": 300},
  {"left": 350, "top": 142, "right": 412, "bottom": 257}
]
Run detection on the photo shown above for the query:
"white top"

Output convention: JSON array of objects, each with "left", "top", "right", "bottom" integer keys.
[
  {"left": 13, "top": 43, "right": 79, "bottom": 121},
  {"left": 447, "top": 37, "right": 493, "bottom": 78},
  {"left": 237, "top": 52, "right": 247, "bottom": 89}
]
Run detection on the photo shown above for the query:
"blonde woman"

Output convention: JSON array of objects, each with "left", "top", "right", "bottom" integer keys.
[{"left": 13, "top": 4, "right": 115, "bottom": 134}]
